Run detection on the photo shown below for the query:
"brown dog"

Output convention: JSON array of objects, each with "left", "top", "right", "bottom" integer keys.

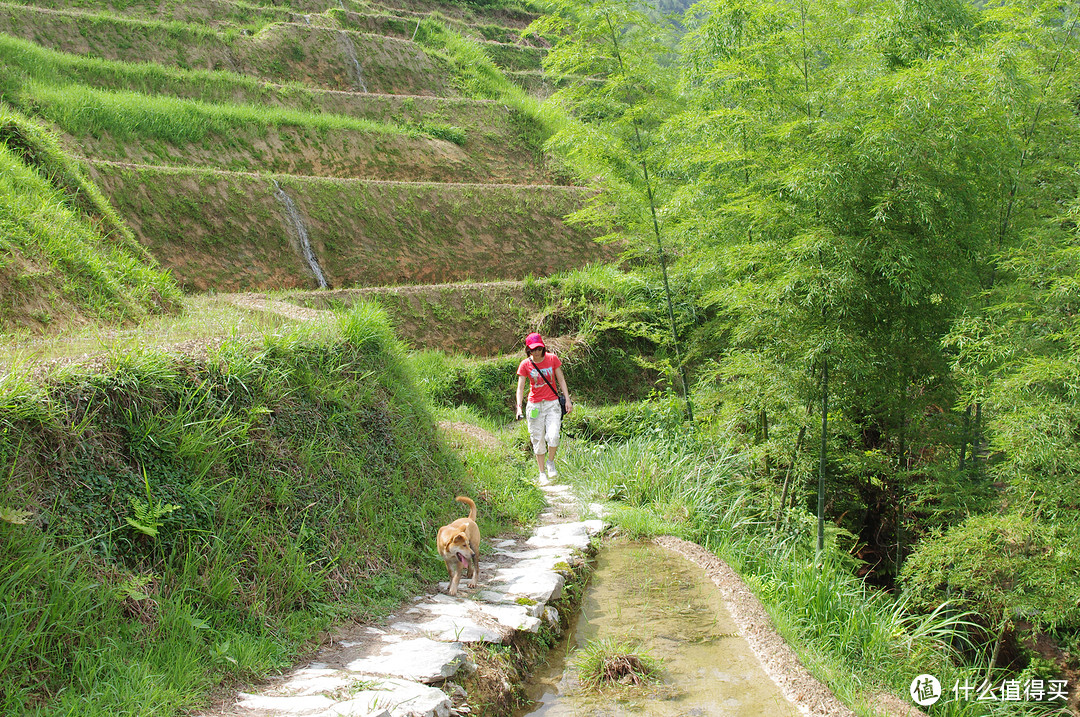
[{"left": 436, "top": 496, "right": 480, "bottom": 596}]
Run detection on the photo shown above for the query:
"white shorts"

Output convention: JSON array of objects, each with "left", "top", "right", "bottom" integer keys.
[{"left": 526, "top": 399, "right": 562, "bottom": 455}]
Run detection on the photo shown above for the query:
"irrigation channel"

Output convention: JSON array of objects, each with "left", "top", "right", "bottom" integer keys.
[{"left": 517, "top": 541, "right": 798, "bottom": 717}]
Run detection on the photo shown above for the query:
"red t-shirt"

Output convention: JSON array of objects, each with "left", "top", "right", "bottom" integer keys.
[{"left": 518, "top": 353, "right": 562, "bottom": 403}]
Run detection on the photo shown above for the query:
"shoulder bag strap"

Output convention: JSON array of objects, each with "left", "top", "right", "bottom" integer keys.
[{"left": 530, "top": 358, "right": 562, "bottom": 398}]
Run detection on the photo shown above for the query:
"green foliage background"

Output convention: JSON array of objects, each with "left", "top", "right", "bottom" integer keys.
[{"left": 530, "top": 0, "right": 1080, "bottom": 670}]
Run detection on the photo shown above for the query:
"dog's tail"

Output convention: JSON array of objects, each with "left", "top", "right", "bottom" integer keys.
[{"left": 456, "top": 496, "right": 476, "bottom": 521}]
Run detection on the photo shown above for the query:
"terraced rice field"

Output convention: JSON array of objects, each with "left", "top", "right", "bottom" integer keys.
[{"left": 0, "top": 0, "right": 611, "bottom": 292}]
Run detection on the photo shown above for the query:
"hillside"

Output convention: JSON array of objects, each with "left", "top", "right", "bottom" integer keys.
[
  {"left": 0, "top": 1, "right": 632, "bottom": 711},
  {"left": 9, "top": 0, "right": 1076, "bottom": 714},
  {"left": 0, "top": 107, "right": 182, "bottom": 333},
  {"left": 0, "top": 0, "right": 615, "bottom": 324}
]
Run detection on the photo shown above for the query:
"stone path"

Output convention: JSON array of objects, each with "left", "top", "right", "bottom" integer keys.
[{"left": 198, "top": 476, "right": 604, "bottom": 717}]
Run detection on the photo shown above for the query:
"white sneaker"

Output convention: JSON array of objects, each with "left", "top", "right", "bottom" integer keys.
[
  {"left": 545, "top": 461, "right": 558, "bottom": 478},
  {"left": 538, "top": 472, "right": 547, "bottom": 483}
]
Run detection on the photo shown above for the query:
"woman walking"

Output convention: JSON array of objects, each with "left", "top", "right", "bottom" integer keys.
[{"left": 515, "top": 333, "right": 573, "bottom": 481}]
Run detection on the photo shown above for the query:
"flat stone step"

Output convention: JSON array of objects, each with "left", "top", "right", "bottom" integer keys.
[
  {"left": 390, "top": 593, "right": 540, "bottom": 642},
  {"left": 316, "top": 678, "right": 451, "bottom": 717},
  {"left": 341, "top": 637, "right": 474, "bottom": 683},
  {"left": 486, "top": 566, "right": 564, "bottom": 604},
  {"left": 525, "top": 520, "right": 604, "bottom": 550},
  {"left": 236, "top": 693, "right": 339, "bottom": 715}
]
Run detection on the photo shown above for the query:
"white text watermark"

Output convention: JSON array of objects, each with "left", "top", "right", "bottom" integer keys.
[{"left": 910, "top": 674, "right": 1069, "bottom": 707}]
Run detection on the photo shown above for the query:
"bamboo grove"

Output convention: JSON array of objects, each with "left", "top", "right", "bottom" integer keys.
[{"left": 530, "top": 0, "right": 1080, "bottom": 663}]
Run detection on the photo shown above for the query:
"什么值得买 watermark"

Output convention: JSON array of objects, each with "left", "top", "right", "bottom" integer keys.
[{"left": 910, "top": 674, "right": 1069, "bottom": 707}]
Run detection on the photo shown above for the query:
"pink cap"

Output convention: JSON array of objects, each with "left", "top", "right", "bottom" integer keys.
[{"left": 525, "top": 332, "right": 546, "bottom": 349}]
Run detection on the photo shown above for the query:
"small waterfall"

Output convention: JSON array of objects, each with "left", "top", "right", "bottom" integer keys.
[
  {"left": 272, "top": 181, "right": 328, "bottom": 289},
  {"left": 335, "top": 30, "right": 369, "bottom": 93}
]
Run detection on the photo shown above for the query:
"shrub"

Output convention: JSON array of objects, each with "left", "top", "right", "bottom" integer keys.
[{"left": 900, "top": 512, "right": 1080, "bottom": 632}]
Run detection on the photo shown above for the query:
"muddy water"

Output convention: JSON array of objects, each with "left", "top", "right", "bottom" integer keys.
[{"left": 519, "top": 542, "right": 796, "bottom": 717}]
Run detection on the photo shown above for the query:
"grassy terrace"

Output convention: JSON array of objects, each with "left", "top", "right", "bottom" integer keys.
[
  {"left": 0, "top": 107, "right": 181, "bottom": 334},
  {"left": 0, "top": 4, "right": 556, "bottom": 179},
  {"left": 0, "top": 0, "right": 543, "bottom": 36},
  {"left": 0, "top": 59, "right": 555, "bottom": 181},
  {"left": 88, "top": 163, "right": 607, "bottom": 291},
  {"left": 0, "top": 34, "right": 536, "bottom": 131},
  {"left": 0, "top": 1, "right": 546, "bottom": 86},
  {"left": 0, "top": 6, "right": 455, "bottom": 93},
  {"left": 7, "top": 78, "right": 556, "bottom": 182},
  {"left": 0, "top": 302, "right": 547, "bottom": 714}
]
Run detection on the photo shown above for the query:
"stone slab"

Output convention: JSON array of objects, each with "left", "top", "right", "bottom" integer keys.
[
  {"left": 476, "top": 601, "right": 542, "bottom": 633},
  {"left": 344, "top": 638, "right": 473, "bottom": 683},
  {"left": 487, "top": 567, "right": 564, "bottom": 604},
  {"left": 525, "top": 520, "right": 604, "bottom": 550},
  {"left": 278, "top": 668, "right": 353, "bottom": 696},
  {"left": 390, "top": 592, "right": 543, "bottom": 642},
  {"left": 390, "top": 598, "right": 508, "bottom": 643},
  {"left": 587, "top": 502, "right": 611, "bottom": 518},
  {"left": 316, "top": 678, "right": 449, "bottom": 717},
  {"left": 237, "top": 693, "right": 337, "bottom": 714},
  {"left": 476, "top": 589, "right": 545, "bottom": 617}
]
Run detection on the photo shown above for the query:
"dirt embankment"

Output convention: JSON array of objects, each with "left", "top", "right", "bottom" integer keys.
[{"left": 89, "top": 163, "right": 612, "bottom": 294}]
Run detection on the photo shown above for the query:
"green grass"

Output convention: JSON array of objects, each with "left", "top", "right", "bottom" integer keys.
[
  {"left": 0, "top": 4, "right": 450, "bottom": 93},
  {"left": 0, "top": 106, "right": 181, "bottom": 335},
  {"left": 414, "top": 350, "right": 523, "bottom": 419},
  {"left": 573, "top": 637, "right": 662, "bottom": 690},
  {"left": 0, "top": 38, "right": 467, "bottom": 147},
  {"left": 0, "top": 301, "right": 543, "bottom": 715},
  {"left": 0, "top": 293, "right": 289, "bottom": 364},
  {"left": 23, "top": 80, "right": 422, "bottom": 142},
  {"left": 413, "top": 15, "right": 547, "bottom": 119},
  {"left": 1, "top": 0, "right": 295, "bottom": 27},
  {"left": 0, "top": 32, "right": 302, "bottom": 106},
  {"left": 431, "top": 403, "right": 547, "bottom": 526},
  {"left": 81, "top": 163, "right": 603, "bottom": 292}
]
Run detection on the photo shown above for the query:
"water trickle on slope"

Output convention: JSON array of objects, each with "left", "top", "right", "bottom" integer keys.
[
  {"left": 518, "top": 542, "right": 797, "bottom": 717},
  {"left": 272, "top": 180, "right": 328, "bottom": 289},
  {"left": 335, "top": 31, "right": 369, "bottom": 93}
]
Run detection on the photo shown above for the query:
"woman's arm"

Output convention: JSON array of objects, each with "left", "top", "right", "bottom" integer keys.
[
  {"left": 554, "top": 366, "right": 573, "bottom": 413},
  {"left": 515, "top": 375, "right": 528, "bottom": 418}
]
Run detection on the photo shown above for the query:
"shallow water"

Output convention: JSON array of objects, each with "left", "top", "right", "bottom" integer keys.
[{"left": 519, "top": 542, "right": 796, "bottom": 717}]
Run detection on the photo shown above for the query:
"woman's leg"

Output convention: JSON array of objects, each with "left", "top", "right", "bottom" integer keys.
[
  {"left": 544, "top": 401, "right": 562, "bottom": 476},
  {"left": 526, "top": 402, "right": 549, "bottom": 477}
]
